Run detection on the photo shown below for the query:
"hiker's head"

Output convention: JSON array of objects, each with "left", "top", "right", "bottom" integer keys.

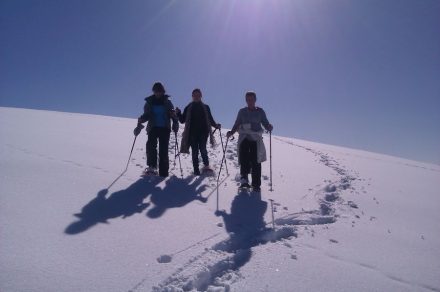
[
  {"left": 192, "top": 88, "right": 202, "bottom": 102},
  {"left": 152, "top": 82, "right": 165, "bottom": 97},
  {"left": 245, "top": 91, "right": 257, "bottom": 108}
]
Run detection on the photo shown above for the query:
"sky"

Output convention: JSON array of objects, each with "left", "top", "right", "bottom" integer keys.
[{"left": 1, "top": 0, "right": 439, "bottom": 164}]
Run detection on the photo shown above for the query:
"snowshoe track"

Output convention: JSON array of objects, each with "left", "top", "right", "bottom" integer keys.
[
  {"left": 152, "top": 226, "right": 298, "bottom": 292},
  {"left": 141, "top": 136, "right": 366, "bottom": 292}
]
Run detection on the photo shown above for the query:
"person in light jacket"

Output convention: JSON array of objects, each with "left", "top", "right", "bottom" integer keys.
[{"left": 227, "top": 91, "right": 273, "bottom": 192}]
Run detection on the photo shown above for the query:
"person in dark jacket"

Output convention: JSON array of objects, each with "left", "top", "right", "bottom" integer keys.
[
  {"left": 176, "top": 88, "right": 220, "bottom": 175},
  {"left": 134, "top": 82, "right": 178, "bottom": 177}
]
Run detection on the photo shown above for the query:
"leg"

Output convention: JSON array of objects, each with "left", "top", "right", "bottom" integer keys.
[
  {"left": 252, "top": 163, "right": 262, "bottom": 188},
  {"left": 190, "top": 136, "right": 200, "bottom": 174},
  {"left": 239, "top": 138, "right": 251, "bottom": 181},
  {"left": 158, "top": 128, "right": 170, "bottom": 177},
  {"left": 146, "top": 128, "right": 159, "bottom": 168},
  {"left": 249, "top": 140, "right": 261, "bottom": 188},
  {"left": 199, "top": 134, "right": 209, "bottom": 166}
]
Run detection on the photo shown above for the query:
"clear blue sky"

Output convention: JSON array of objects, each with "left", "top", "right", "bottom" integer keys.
[{"left": 1, "top": 0, "right": 439, "bottom": 164}]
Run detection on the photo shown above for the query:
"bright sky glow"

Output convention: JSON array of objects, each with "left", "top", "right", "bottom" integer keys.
[{"left": 0, "top": 0, "right": 439, "bottom": 164}]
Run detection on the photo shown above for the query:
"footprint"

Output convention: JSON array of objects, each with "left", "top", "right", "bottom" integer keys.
[
  {"left": 325, "top": 193, "right": 339, "bottom": 202},
  {"left": 347, "top": 201, "right": 358, "bottom": 208},
  {"left": 157, "top": 254, "right": 172, "bottom": 263}
]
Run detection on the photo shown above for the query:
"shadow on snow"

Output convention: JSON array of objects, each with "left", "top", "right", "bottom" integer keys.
[
  {"left": 157, "top": 192, "right": 298, "bottom": 291},
  {"left": 147, "top": 176, "right": 208, "bottom": 218},
  {"left": 179, "top": 192, "right": 270, "bottom": 291},
  {"left": 65, "top": 175, "right": 208, "bottom": 235}
]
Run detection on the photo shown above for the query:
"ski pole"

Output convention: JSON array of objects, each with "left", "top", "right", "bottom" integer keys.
[
  {"left": 269, "top": 199, "right": 275, "bottom": 229},
  {"left": 269, "top": 130, "right": 273, "bottom": 191},
  {"left": 218, "top": 128, "right": 229, "bottom": 175},
  {"left": 217, "top": 135, "right": 229, "bottom": 184},
  {"left": 216, "top": 186, "right": 219, "bottom": 212},
  {"left": 125, "top": 135, "right": 138, "bottom": 172},
  {"left": 174, "top": 132, "right": 183, "bottom": 178},
  {"left": 216, "top": 135, "right": 230, "bottom": 211},
  {"left": 106, "top": 135, "right": 138, "bottom": 191},
  {"left": 173, "top": 135, "right": 177, "bottom": 169}
]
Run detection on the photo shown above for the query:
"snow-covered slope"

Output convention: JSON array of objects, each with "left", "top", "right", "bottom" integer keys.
[{"left": 1, "top": 107, "right": 439, "bottom": 292}]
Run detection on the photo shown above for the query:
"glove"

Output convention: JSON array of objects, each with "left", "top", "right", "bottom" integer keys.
[
  {"left": 267, "top": 124, "right": 273, "bottom": 132},
  {"left": 133, "top": 124, "right": 144, "bottom": 136},
  {"left": 226, "top": 131, "right": 233, "bottom": 138},
  {"left": 215, "top": 123, "right": 221, "bottom": 129}
]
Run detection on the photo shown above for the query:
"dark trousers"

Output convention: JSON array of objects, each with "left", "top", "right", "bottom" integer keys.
[
  {"left": 146, "top": 127, "right": 170, "bottom": 176},
  {"left": 190, "top": 133, "right": 209, "bottom": 171},
  {"left": 239, "top": 138, "right": 261, "bottom": 187}
]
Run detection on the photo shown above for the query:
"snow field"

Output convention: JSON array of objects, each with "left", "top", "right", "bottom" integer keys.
[{"left": 1, "top": 107, "right": 439, "bottom": 292}]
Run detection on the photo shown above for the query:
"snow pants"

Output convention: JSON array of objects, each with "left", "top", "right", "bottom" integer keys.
[
  {"left": 239, "top": 138, "right": 261, "bottom": 188},
  {"left": 190, "top": 133, "right": 209, "bottom": 171},
  {"left": 147, "top": 127, "right": 170, "bottom": 177}
]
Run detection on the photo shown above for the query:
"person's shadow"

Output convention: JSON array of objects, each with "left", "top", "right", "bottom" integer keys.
[
  {"left": 147, "top": 176, "right": 208, "bottom": 218},
  {"left": 213, "top": 191, "right": 268, "bottom": 271},
  {"left": 65, "top": 175, "right": 210, "bottom": 235},
  {"left": 65, "top": 176, "right": 164, "bottom": 235}
]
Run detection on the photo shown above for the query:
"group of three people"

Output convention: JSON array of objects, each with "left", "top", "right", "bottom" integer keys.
[{"left": 134, "top": 82, "right": 273, "bottom": 191}]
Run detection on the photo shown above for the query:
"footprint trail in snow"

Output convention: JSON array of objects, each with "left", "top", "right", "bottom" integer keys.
[{"left": 144, "top": 137, "right": 366, "bottom": 292}]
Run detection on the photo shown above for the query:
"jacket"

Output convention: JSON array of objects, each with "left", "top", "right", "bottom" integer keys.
[
  {"left": 232, "top": 107, "right": 270, "bottom": 164},
  {"left": 178, "top": 101, "right": 217, "bottom": 154},
  {"left": 138, "top": 94, "right": 178, "bottom": 134}
]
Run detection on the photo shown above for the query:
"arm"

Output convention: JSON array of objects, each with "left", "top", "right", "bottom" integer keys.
[
  {"left": 260, "top": 109, "right": 273, "bottom": 132},
  {"left": 168, "top": 100, "right": 179, "bottom": 133},
  {"left": 134, "top": 101, "right": 148, "bottom": 136},
  {"left": 227, "top": 109, "right": 242, "bottom": 137},
  {"left": 177, "top": 106, "right": 187, "bottom": 124},
  {"left": 206, "top": 105, "right": 218, "bottom": 127},
  {"left": 138, "top": 102, "right": 150, "bottom": 124}
]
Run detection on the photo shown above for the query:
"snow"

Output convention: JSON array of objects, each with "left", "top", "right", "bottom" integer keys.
[{"left": 1, "top": 107, "right": 439, "bottom": 292}]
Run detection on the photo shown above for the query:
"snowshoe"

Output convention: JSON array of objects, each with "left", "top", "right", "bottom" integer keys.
[
  {"left": 238, "top": 176, "right": 250, "bottom": 190},
  {"left": 239, "top": 182, "right": 251, "bottom": 190},
  {"left": 202, "top": 165, "right": 215, "bottom": 176},
  {"left": 252, "top": 186, "right": 261, "bottom": 193},
  {"left": 142, "top": 167, "right": 158, "bottom": 177}
]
